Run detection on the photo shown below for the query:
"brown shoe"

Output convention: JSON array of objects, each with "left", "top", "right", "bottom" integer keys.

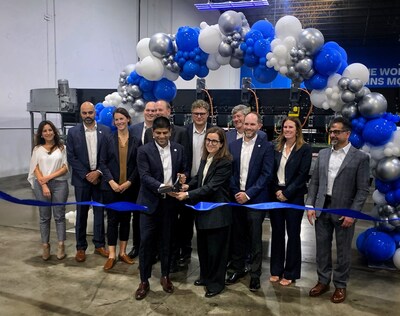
[
  {"left": 94, "top": 247, "right": 109, "bottom": 258},
  {"left": 160, "top": 276, "right": 174, "bottom": 293},
  {"left": 309, "top": 282, "right": 330, "bottom": 297},
  {"left": 118, "top": 253, "right": 134, "bottom": 264},
  {"left": 135, "top": 281, "right": 150, "bottom": 300},
  {"left": 57, "top": 242, "right": 66, "bottom": 260},
  {"left": 42, "top": 243, "right": 50, "bottom": 261},
  {"left": 75, "top": 250, "right": 86, "bottom": 262},
  {"left": 331, "top": 288, "right": 346, "bottom": 303},
  {"left": 103, "top": 258, "right": 116, "bottom": 271}
]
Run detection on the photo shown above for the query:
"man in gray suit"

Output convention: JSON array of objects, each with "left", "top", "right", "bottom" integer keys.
[{"left": 306, "top": 117, "right": 369, "bottom": 304}]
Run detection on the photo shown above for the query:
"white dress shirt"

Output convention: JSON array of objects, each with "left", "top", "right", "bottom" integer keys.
[
  {"left": 155, "top": 141, "right": 172, "bottom": 186},
  {"left": 84, "top": 123, "right": 98, "bottom": 171},
  {"left": 191, "top": 125, "right": 206, "bottom": 178},
  {"left": 202, "top": 155, "right": 214, "bottom": 186},
  {"left": 277, "top": 143, "right": 295, "bottom": 186},
  {"left": 327, "top": 142, "right": 351, "bottom": 196},
  {"left": 239, "top": 135, "right": 257, "bottom": 191},
  {"left": 141, "top": 123, "right": 151, "bottom": 145}
]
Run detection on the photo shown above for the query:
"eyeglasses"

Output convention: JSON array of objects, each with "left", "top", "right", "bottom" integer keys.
[
  {"left": 192, "top": 112, "right": 207, "bottom": 117},
  {"left": 328, "top": 129, "right": 348, "bottom": 136},
  {"left": 205, "top": 138, "right": 221, "bottom": 146}
]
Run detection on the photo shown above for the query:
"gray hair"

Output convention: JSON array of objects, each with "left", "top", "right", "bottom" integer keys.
[{"left": 231, "top": 104, "right": 250, "bottom": 116}]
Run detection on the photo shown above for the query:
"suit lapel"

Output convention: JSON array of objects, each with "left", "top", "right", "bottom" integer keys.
[
  {"left": 170, "top": 142, "right": 179, "bottom": 180},
  {"left": 79, "top": 124, "right": 90, "bottom": 162},
  {"left": 336, "top": 145, "right": 355, "bottom": 177},
  {"left": 321, "top": 148, "right": 331, "bottom": 180}
]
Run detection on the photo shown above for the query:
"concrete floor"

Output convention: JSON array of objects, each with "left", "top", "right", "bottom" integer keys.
[{"left": 0, "top": 175, "right": 399, "bottom": 316}]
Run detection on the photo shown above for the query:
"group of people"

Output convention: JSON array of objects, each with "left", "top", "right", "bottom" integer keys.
[{"left": 28, "top": 99, "right": 370, "bottom": 304}]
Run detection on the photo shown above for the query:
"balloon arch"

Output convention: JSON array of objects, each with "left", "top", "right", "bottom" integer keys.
[{"left": 96, "top": 12, "right": 400, "bottom": 268}]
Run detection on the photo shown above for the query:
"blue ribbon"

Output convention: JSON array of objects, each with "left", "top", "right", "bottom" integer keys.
[
  {"left": 0, "top": 191, "right": 147, "bottom": 212},
  {"left": 185, "top": 201, "right": 380, "bottom": 222}
]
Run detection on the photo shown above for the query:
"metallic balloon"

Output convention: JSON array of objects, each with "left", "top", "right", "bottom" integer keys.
[
  {"left": 120, "top": 71, "right": 127, "bottom": 78},
  {"left": 338, "top": 77, "right": 351, "bottom": 90},
  {"left": 298, "top": 28, "right": 325, "bottom": 55},
  {"left": 376, "top": 218, "right": 396, "bottom": 232},
  {"left": 303, "top": 68, "right": 315, "bottom": 79},
  {"left": 229, "top": 56, "right": 243, "bottom": 68},
  {"left": 121, "top": 97, "right": 127, "bottom": 104},
  {"left": 218, "top": 41, "right": 233, "bottom": 57},
  {"left": 225, "top": 36, "right": 233, "bottom": 44},
  {"left": 389, "top": 213, "right": 400, "bottom": 227},
  {"left": 355, "top": 86, "right": 370, "bottom": 100},
  {"left": 358, "top": 92, "right": 388, "bottom": 119},
  {"left": 129, "top": 85, "right": 142, "bottom": 98},
  {"left": 119, "top": 77, "right": 126, "bottom": 84},
  {"left": 381, "top": 205, "right": 396, "bottom": 217},
  {"left": 297, "top": 49, "right": 306, "bottom": 60},
  {"left": 287, "top": 65, "right": 297, "bottom": 78},
  {"left": 149, "top": 33, "right": 174, "bottom": 58},
  {"left": 218, "top": 10, "right": 242, "bottom": 35},
  {"left": 231, "top": 40, "right": 240, "bottom": 49},
  {"left": 341, "top": 90, "right": 355, "bottom": 103},
  {"left": 348, "top": 78, "right": 364, "bottom": 93},
  {"left": 168, "top": 55, "right": 175, "bottom": 62},
  {"left": 162, "top": 57, "right": 169, "bottom": 66},
  {"left": 171, "top": 62, "right": 180, "bottom": 73},
  {"left": 341, "top": 102, "right": 358, "bottom": 120},
  {"left": 166, "top": 63, "right": 172, "bottom": 71},
  {"left": 232, "top": 32, "right": 242, "bottom": 41},
  {"left": 126, "top": 95, "right": 133, "bottom": 103},
  {"left": 132, "top": 98, "right": 145, "bottom": 111},
  {"left": 295, "top": 58, "right": 313, "bottom": 74},
  {"left": 232, "top": 48, "right": 244, "bottom": 59},
  {"left": 376, "top": 157, "right": 400, "bottom": 181},
  {"left": 290, "top": 47, "right": 298, "bottom": 57}
]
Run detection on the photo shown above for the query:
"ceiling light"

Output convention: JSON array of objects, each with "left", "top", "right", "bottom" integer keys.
[{"left": 194, "top": 0, "right": 269, "bottom": 11}]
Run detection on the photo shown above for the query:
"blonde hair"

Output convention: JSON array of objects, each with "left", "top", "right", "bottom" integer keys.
[{"left": 275, "top": 117, "right": 305, "bottom": 152}]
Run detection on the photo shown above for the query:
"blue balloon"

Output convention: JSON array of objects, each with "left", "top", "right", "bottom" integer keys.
[
  {"left": 139, "top": 77, "right": 154, "bottom": 92},
  {"left": 254, "top": 39, "right": 271, "bottom": 58},
  {"left": 245, "top": 29, "right": 263, "bottom": 43},
  {"left": 324, "top": 41, "right": 347, "bottom": 60},
  {"left": 337, "top": 60, "right": 348, "bottom": 75},
  {"left": 240, "top": 42, "right": 248, "bottom": 52},
  {"left": 251, "top": 20, "right": 275, "bottom": 40},
  {"left": 253, "top": 66, "right": 278, "bottom": 83},
  {"left": 314, "top": 48, "right": 342, "bottom": 76},
  {"left": 244, "top": 54, "right": 258, "bottom": 68},
  {"left": 98, "top": 107, "right": 115, "bottom": 128},
  {"left": 183, "top": 60, "right": 200, "bottom": 77},
  {"left": 176, "top": 26, "right": 199, "bottom": 51},
  {"left": 95, "top": 102, "right": 104, "bottom": 114},
  {"left": 153, "top": 78, "right": 177, "bottom": 102},
  {"left": 356, "top": 231, "right": 367, "bottom": 255},
  {"left": 304, "top": 73, "right": 328, "bottom": 90},
  {"left": 180, "top": 72, "right": 195, "bottom": 81},
  {"left": 128, "top": 71, "right": 140, "bottom": 85},
  {"left": 385, "top": 190, "right": 397, "bottom": 206},
  {"left": 349, "top": 132, "right": 364, "bottom": 149},
  {"left": 362, "top": 118, "right": 396, "bottom": 146},
  {"left": 143, "top": 91, "right": 157, "bottom": 102},
  {"left": 375, "top": 179, "right": 393, "bottom": 194},
  {"left": 364, "top": 231, "right": 396, "bottom": 262},
  {"left": 197, "top": 65, "right": 209, "bottom": 78}
]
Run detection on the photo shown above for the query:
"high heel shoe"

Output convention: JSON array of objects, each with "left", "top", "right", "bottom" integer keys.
[
  {"left": 42, "top": 243, "right": 50, "bottom": 261},
  {"left": 57, "top": 242, "right": 66, "bottom": 260}
]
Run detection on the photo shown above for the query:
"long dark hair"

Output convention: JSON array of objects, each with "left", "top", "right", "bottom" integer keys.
[
  {"left": 275, "top": 117, "right": 305, "bottom": 152},
  {"left": 34, "top": 120, "right": 63, "bottom": 152},
  {"left": 113, "top": 107, "right": 131, "bottom": 126},
  {"left": 201, "top": 127, "right": 232, "bottom": 161}
]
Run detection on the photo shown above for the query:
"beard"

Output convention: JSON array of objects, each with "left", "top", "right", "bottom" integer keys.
[{"left": 84, "top": 117, "right": 94, "bottom": 124}]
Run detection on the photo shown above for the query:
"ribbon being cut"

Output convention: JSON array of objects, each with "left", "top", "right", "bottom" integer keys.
[{"left": 0, "top": 190, "right": 382, "bottom": 222}]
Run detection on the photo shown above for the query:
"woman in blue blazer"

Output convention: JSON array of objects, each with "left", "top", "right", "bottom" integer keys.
[
  {"left": 99, "top": 107, "right": 140, "bottom": 271},
  {"left": 270, "top": 117, "right": 312, "bottom": 286}
]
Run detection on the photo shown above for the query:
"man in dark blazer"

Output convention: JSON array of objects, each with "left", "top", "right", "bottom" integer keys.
[
  {"left": 226, "top": 104, "right": 267, "bottom": 144},
  {"left": 227, "top": 112, "right": 274, "bottom": 291},
  {"left": 306, "top": 117, "right": 370, "bottom": 304},
  {"left": 127, "top": 101, "right": 156, "bottom": 259},
  {"left": 67, "top": 101, "right": 110, "bottom": 262},
  {"left": 134, "top": 116, "right": 188, "bottom": 300}
]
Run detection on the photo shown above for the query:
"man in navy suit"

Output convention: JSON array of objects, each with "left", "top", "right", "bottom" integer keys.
[
  {"left": 226, "top": 104, "right": 267, "bottom": 144},
  {"left": 127, "top": 101, "right": 156, "bottom": 259},
  {"left": 227, "top": 112, "right": 274, "bottom": 291},
  {"left": 134, "top": 116, "right": 188, "bottom": 300},
  {"left": 67, "top": 101, "right": 111, "bottom": 262}
]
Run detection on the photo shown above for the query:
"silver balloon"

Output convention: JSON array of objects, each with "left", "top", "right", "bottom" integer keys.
[
  {"left": 166, "top": 63, "right": 172, "bottom": 71},
  {"left": 218, "top": 42, "right": 233, "bottom": 57},
  {"left": 149, "top": 33, "right": 174, "bottom": 58},
  {"left": 355, "top": 86, "right": 370, "bottom": 100},
  {"left": 240, "top": 26, "right": 250, "bottom": 37},
  {"left": 376, "top": 157, "right": 400, "bottom": 181},
  {"left": 168, "top": 55, "right": 175, "bottom": 62},
  {"left": 218, "top": 10, "right": 242, "bottom": 35},
  {"left": 232, "top": 32, "right": 242, "bottom": 41},
  {"left": 129, "top": 85, "right": 142, "bottom": 98},
  {"left": 132, "top": 98, "right": 145, "bottom": 111},
  {"left": 231, "top": 40, "right": 240, "bottom": 49},
  {"left": 295, "top": 58, "right": 313, "bottom": 74},
  {"left": 381, "top": 205, "right": 396, "bottom": 217},
  {"left": 119, "top": 77, "right": 126, "bottom": 84},
  {"left": 389, "top": 213, "right": 400, "bottom": 227},
  {"left": 171, "top": 62, "right": 180, "bottom": 73},
  {"left": 348, "top": 79, "right": 364, "bottom": 93},
  {"left": 341, "top": 90, "right": 355, "bottom": 103},
  {"left": 120, "top": 71, "right": 127, "bottom": 78},
  {"left": 126, "top": 95, "right": 133, "bottom": 103},
  {"left": 303, "top": 68, "right": 315, "bottom": 79},
  {"left": 341, "top": 102, "right": 358, "bottom": 120},
  {"left": 229, "top": 56, "right": 243, "bottom": 68},
  {"left": 121, "top": 97, "right": 127, "bottom": 104},
  {"left": 287, "top": 66, "right": 297, "bottom": 78},
  {"left": 376, "top": 217, "right": 396, "bottom": 232},
  {"left": 225, "top": 36, "right": 233, "bottom": 44},
  {"left": 358, "top": 92, "right": 388, "bottom": 119},
  {"left": 162, "top": 57, "right": 169, "bottom": 66},
  {"left": 298, "top": 28, "right": 325, "bottom": 55},
  {"left": 297, "top": 49, "right": 306, "bottom": 60},
  {"left": 290, "top": 47, "right": 298, "bottom": 57},
  {"left": 233, "top": 48, "right": 244, "bottom": 59},
  {"left": 338, "top": 77, "right": 351, "bottom": 90}
]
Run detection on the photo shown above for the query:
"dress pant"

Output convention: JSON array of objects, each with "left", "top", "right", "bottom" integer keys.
[
  {"left": 197, "top": 225, "right": 230, "bottom": 293},
  {"left": 269, "top": 193, "right": 304, "bottom": 280},
  {"left": 315, "top": 197, "right": 355, "bottom": 288},
  {"left": 230, "top": 206, "right": 266, "bottom": 278},
  {"left": 103, "top": 188, "right": 133, "bottom": 246},
  {"left": 171, "top": 204, "right": 194, "bottom": 261},
  {"left": 130, "top": 184, "right": 140, "bottom": 250},
  {"left": 139, "top": 197, "right": 176, "bottom": 281},
  {"left": 74, "top": 184, "right": 106, "bottom": 250}
]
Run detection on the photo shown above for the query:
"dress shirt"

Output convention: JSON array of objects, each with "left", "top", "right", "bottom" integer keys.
[
  {"left": 202, "top": 155, "right": 214, "bottom": 186},
  {"left": 327, "top": 142, "right": 351, "bottom": 196},
  {"left": 191, "top": 125, "right": 206, "bottom": 178},
  {"left": 141, "top": 123, "right": 150, "bottom": 145},
  {"left": 84, "top": 123, "right": 98, "bottom": 171},
  {"left": 277, "top": 143, "right": 295, "bottom": 186},
  {"left": 155, "top": 141, "right": 172, "bottom": 186},
  {"left": 236, "top": 130, "right": 244, "bottom": 140},
  {"left": 239, "top": 135, "right": 257, "bottom": 191}
]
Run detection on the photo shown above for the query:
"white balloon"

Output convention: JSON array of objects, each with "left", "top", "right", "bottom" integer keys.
[
  {"left": 325, "top": 87, "right": 333, "bottom": 96},
  {"left": 136, "top": 38, "right": 151, "bottom": 60},
  {"left": 327, "top": 73, "right": 341, "bottom": 87},
  {"left": 310, "top": 89, "right": 326, "bottom": 108},
  {"left": 342, "top": 63, "right": 370, "bottom": 84},
  {"left": 199, "top": 24, "right": 222, "bottom": 54},
  {"left": 215, "top": 53, "right": 230, "bottom": 65},
  {"left": 372, "top": 189, "right": 387, "bottom": 205},
  {"left": 206, "top": 54, "right": 220, "bottom": 70},
  {"left": 322, "top": 101, "right": 329, "bottom": 110},
  {"left": 200, "top": 21, "right": 208, "bottom": 29},
  {"left": 275, "top": 15, "right": 302, "bottom": 39},
  {"left": 136, "top": 56, "right": 164, "bottom": 81},
  {"left": 123, "top": 64, "right": 135, "bottom": 75},
  {"left": 279, "top": 66, "right": 288, "bottom": 74},
  {"left": 273, "top": 45, "right": 288, "bottom": 58},
  {"left": 369, "top": 145, "right": 386, "bottom": 161},
  {"left": 384, "top": 148, "right": 393, "bottom": 157},
  {"left": 163, "top": 68, "right": 179, "bottom": 81},
  {"left": 270, "top": 38, "right": 282, "bottom": 50},
  {"left": 282, "top": 36, "right": 297, "bottom": 49},
  {"left": 393, "top": 248, "right": 400, "bottom": 269}
]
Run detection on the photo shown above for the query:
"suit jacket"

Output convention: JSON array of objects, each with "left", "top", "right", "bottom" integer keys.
[
  {"left": 136, "top": 141, "right": 187, "bottom": 214},
  {"left": 305, "top": 145, "right": 370, "bottom": 215},
  {"left": 130, "top": 122, "right": 145, "bottom": 145},
  {"left": 98, "top": 129, "right": 140, "bottom": 191},
  {"left": 230, "top": 136, "right": 274, "bottom": 204},
  {"left": 188, "top": 157, "right": 232, "bottom": 230},
  {"left": 66, "top": 123, "right": 111, "bottom": 188},
  {"left": 273, "top": 143, "right": 312, "bottom": 201},
  {"left": 226, "top": 129, "right": 267, "bottom": 144},
  {"left": 185, "top": 122, "right": 211, "bottom": 178}
]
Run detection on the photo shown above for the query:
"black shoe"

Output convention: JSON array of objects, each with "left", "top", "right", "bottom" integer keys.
[
  {"left": 194, "top": 279, "right": 205, "bottom": 286},
  {"left": 249, "top": 277, "right": 260, "bottom": 292},
  {"left": 178, "top": 256, "right": 191, "bottom": 266},
  {"left": 128, "top": 247, "right": 139, "bottom": 259},
  {"left": 205, "top": 288, "right": 223, "bottom": 298},
  {"left": 225, "top": 271, "right": 246, "bottom": 285}
]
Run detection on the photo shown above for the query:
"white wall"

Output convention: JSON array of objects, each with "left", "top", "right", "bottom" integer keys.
[{"left": 0, "top": 0, "right": 239, "bottom": 177}]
